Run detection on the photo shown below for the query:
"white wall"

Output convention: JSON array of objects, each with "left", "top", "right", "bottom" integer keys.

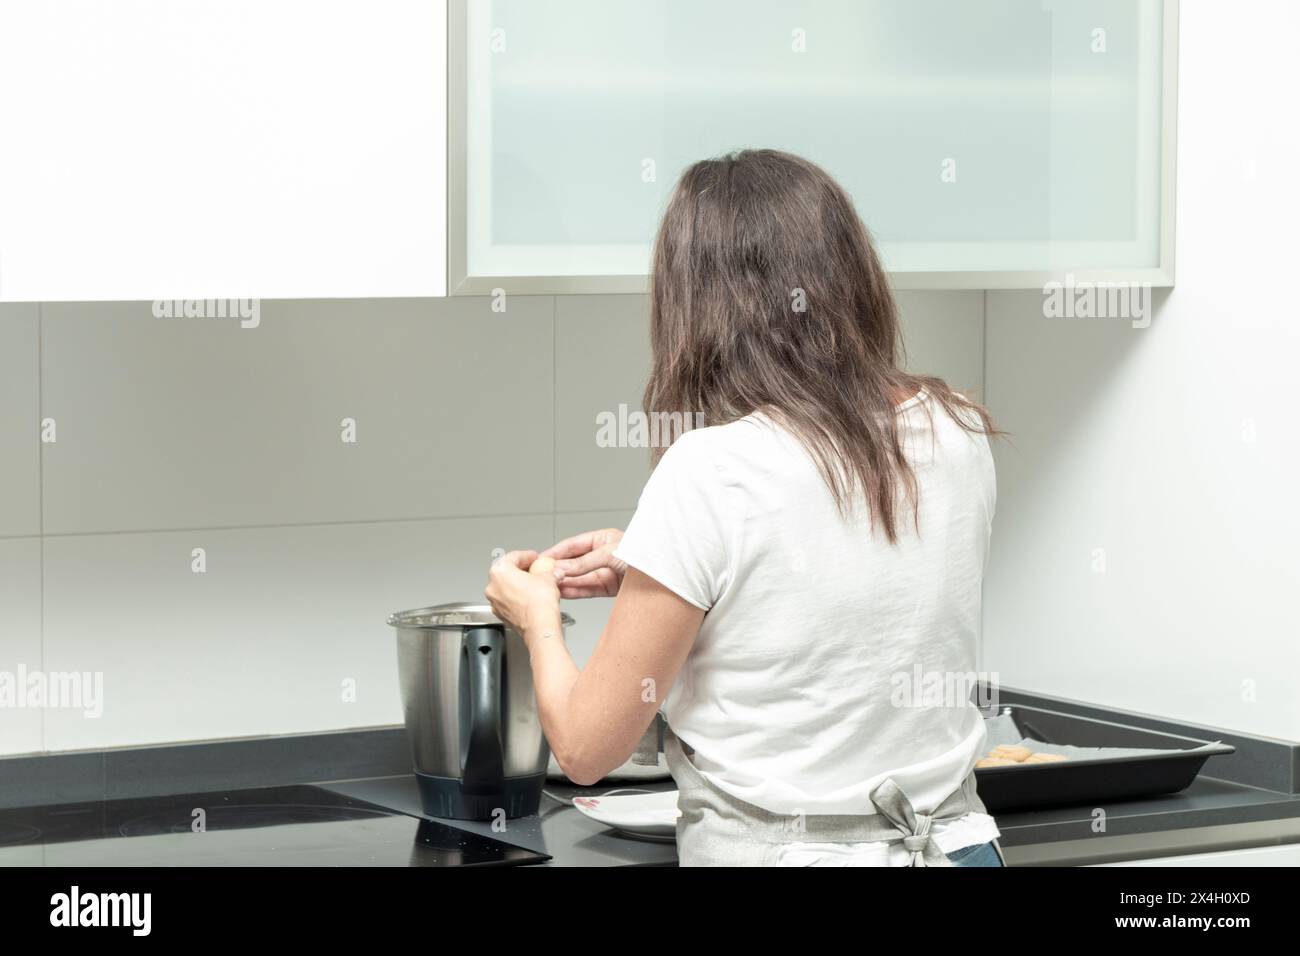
[
  {"left": 983, "top": 0, "right": 1300, "bottom": 740},
  {"left": 0, "top": 291, "right": 982, "bottom": 755}
]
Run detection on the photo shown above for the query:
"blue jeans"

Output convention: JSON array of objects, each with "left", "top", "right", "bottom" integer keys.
[{"left": 946, "top": 841, "right": 1003, "bottom": 867}]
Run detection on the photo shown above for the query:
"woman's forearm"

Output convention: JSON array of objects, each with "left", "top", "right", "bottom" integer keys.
[
  {"left": 522, "top": 609, "right": 588, "bottom": 780},
  {"left": 489, "top": 562, "right": 702, "bottom": 787}
]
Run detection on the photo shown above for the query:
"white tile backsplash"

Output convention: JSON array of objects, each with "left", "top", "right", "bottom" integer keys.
[
  {"left": 896, "top": 290, "right": 985, "bottom": 394},
  {"left": 555, "top": 295, "right": 653, "bottom": 513},
  {"left": 4, "top": 290, "right": 984, "bottom": 754},
  {"left": 40, "top": 297, "right": 555, "bottom": 534},
  {"left": 0, "top": 305, "right": 40, "bottom": 538},
  {"left": 0, "top": 537, "right": 42, "bottom": 755},
  {"left": 41, "top": 514, "right": 552, "bottom": 751}
]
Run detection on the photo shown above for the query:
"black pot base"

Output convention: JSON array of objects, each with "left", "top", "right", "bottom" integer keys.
[{"left": 414, "top": 772, "right": 546, "bottom": 821}]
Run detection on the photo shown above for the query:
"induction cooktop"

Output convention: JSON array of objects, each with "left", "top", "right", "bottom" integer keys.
[{"left": 0, "top": 784, "right": 549, "bottom": 867}]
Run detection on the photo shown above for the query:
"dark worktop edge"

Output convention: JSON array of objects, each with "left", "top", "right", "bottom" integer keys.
[{"left": 0, "top": 726, "right": 410, "bottom": 810}]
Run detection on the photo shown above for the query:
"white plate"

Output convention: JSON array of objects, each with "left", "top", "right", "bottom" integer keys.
[{"left": 572, "top": 788, "right": 680, "bottom": 843}]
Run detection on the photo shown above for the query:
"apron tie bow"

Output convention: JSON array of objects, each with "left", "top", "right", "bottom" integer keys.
[
  {"left": 869, "top": 779, "right": 951, "bottom": 867},
  {"left": 902, "top": 831, "right": 930, "bottom": 854}
]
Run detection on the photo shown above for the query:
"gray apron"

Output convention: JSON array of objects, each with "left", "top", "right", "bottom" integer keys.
[{"left": 665, "top": 727, "right": 1001, "bottom": 867}]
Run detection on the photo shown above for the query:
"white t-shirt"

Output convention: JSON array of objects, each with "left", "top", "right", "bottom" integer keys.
[{"left": 614, "top": 392, "right": 999, "bottom": 854}]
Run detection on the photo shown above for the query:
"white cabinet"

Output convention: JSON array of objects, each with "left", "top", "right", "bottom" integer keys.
[
  {"left": 450, "top": 0, "right": 1177, "bottom": 293},
  {"left": 0, "top": 1, "right": 447, "bottom": 302}
]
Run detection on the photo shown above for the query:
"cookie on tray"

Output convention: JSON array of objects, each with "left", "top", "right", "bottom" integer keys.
[{"left": 988, "top": 744, "right": 1033, "bottom": 762}]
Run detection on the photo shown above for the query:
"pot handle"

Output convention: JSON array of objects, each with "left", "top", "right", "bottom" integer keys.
[{"left": 461, "top": 627, "right": 505, "bottom": 788}]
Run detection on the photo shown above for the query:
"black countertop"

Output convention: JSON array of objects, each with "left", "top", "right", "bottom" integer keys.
[
  {"left": 0, "top": 784, "right": 547, "bottom": 867},
  {"left": 9, "top": 767, "right": 1291, "bottom": 868},
  {"left": 317, "top": 764, "right": 1300, "bottom": 867},
  {"left": 995, "top": 775, "right": 1300, "bottom": 864},
  {"left": 1, "top": 688, "right": 1296, "bottom": 866},
  {"left": 319, "top": 776, "right": 678, "bottom": 867}
]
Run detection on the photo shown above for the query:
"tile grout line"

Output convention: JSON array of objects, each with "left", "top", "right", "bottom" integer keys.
[
  {"left": 981, "top": 289, "right": 988, "bottom": 403},
  {"left": 552, "top": 295, "right": 559, "bottom": 546},
  {"left": 552, "top": 294, "right": 558, "bottom": 520},
  {"left": 980, "top": 289, "right": 988, "bottom": 673},
  {"left": 2, "top": 507, "right": 640, "bottom": 542},
  {"left": 37, "top": 302, "right": 45, "bottom": 750}
]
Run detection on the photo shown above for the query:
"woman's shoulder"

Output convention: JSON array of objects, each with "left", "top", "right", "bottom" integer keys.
[
  {"left": 653, "top": 414, "right": 817, "bottom": 507},
  {"left": 659, "top": 413, "right": 785, "bottom": 469}
]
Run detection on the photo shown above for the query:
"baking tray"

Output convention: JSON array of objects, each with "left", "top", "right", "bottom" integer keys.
[{"left": 974, "top": 704, "right": 1236, "bottom": 813}]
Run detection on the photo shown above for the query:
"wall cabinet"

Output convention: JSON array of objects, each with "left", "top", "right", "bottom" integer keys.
[
  {"left": 0, "top": 1, "right": 447, "bottom": 302},
  {"left": 0, "top": 1, "right": 1176, "bottom": 301},
  {"left": 450, "top": 0, "right": 1177, "bottom": 293}
]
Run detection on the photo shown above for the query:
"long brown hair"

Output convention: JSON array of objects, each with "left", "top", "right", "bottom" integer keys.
[{"left": 644, "top": 149, "right": 996, "bottom": 543}]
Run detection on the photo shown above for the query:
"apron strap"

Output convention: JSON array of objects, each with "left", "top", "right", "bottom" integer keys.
[{"left": 667, "top": 725, "right": 982, "bottom": 867}]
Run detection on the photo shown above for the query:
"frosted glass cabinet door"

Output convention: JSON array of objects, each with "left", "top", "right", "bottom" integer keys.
[{"left": 450, "top": 0, "right": 1176, "bottom": 292}]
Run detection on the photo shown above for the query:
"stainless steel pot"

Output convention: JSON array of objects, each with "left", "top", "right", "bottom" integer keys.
[{"left": 387, "top": 602, "right": 574, "bottom": 821}]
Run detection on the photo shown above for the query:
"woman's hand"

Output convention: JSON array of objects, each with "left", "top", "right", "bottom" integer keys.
[
  {"left": 542, "top": 528, "right": 627, "bottom": 598},
  {"left": 485, "top": 550, "right": 562, "bottom": 640}
]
